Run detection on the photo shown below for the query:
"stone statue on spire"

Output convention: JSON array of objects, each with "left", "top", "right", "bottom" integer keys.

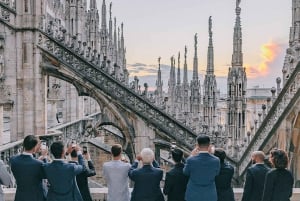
[
  {"left": 109, "top": 2, "right": 112, "bottom": 18},
  {"left": 178, "top": 52, "right": 180, "bottom": 64},
  {"left": 236, "top": 0, "right": 241, "bottom": 8},
  {"left": 184, "top": 45, "right": 187, "bottom": 59},
  {"left": 158, "top": 57, "right": 161, "bottom": 66}
]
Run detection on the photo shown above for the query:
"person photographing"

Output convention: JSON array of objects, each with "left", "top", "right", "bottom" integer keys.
[
  {"left": 69, "top": 145, "right": 96, "bottom": 201},
  {"left": 43, "top": 141, "right": 86, "bottom": 201}
]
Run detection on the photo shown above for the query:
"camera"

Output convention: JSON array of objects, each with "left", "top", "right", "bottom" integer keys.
[{"left": 83, "top": 146, "right": 88, "bottom": 154}]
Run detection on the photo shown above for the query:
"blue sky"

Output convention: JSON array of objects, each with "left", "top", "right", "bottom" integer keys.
[{"left": 96, "top": 0, "right": 291, "bottom": 93}]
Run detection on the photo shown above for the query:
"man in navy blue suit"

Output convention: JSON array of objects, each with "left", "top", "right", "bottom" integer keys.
[
  {"left": 241, "top": 151, "right": 270, "bottom": 201},
  {"left": 128, "top": 148, "right": 164, "bottom": 201},
  {"left": 10, "top": 135, "right": 45, "bottom": 201},
  {"left": 43, "top": 141, "right": 85, "bottom": 201},
  {"left": 183, "top": 135, "right": 220, "bottom": 201}
]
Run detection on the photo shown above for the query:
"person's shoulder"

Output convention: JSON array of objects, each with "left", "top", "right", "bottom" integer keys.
[
  {"left": 210, "top": 154, "right": 220, "bottom": 161},
  {"left": 167, "top": 167, "right": 178, "bottom": 175},
  {"left": 10, "top": 154, "right": 20, "bottom": 161},
  {"left": 223, "top": 162, "right": 234, "bottom": 170},
  {"left": 153, "top": 166, "right": 163, "bottom": 174},
  {"left": 103, "top": 161, "right": 112, "bottom": 167},
  {"left": 186, "top": 155, "right": 197, "bottom": 162}
]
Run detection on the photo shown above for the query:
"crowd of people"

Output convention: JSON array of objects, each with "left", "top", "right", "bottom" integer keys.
[{"left": 0, "top": 134, "right": 295, "bottom": 201}]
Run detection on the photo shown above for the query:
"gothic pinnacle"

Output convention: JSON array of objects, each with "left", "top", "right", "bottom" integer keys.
[
  {"left": 177, "top": 52, "right": 181, "bottom": 85},
  {"left": 207, "top": 16, "right": 214, "bottom": 75}
]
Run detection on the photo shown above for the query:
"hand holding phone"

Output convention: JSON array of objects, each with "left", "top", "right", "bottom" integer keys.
[{"left": 83, "top": 146, "right": 88, "bottom": 154}]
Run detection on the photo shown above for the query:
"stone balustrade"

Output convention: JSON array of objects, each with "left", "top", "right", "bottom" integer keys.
[{"left": 3, "top": 188, "right": 300, "bottom": 201}]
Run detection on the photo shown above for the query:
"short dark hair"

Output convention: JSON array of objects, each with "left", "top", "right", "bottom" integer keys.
[
  {"left": 270, "top": 149, "right": 288, "bottom": 169},
  {"left": 171, "top": 148, "right": 183, "bottom": 163},
  {"left": 23, "top": 135, "right": 39, "bottom": 151},
  {"left": 197, "top": 135, "right": 210, "bottom": 147},
  {"left": 50, "top": 141, "right": 65, "bottom": 159},
  {"left": 214, "top": 148, "right": 226, "bottom": 163},
  {"left": 70, "top": 149, "right": 77, "bottom": 158},
  {"left": 111, "top": 144, "right": 122, "bottom": 157}
]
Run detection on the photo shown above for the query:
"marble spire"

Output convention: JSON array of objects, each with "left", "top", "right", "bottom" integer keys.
[
  {"left": 177, "top": 52, "right": 181, "bottom": 85},
  {"left": 231, "top": 0, "right": 243, "bottom": 67},
  {"left": 183, "top": 46, "right": 188, "bottom": 87},
  {"left": 101, "top": 0, "right": 107, "bottom": 29},
  {"left": 207, "top": 16, "right": 214, "bottom": 75},
  {"left": 193, "top": 33, "right": 199, "bottom": 81},
  {"left": 109, "top": 2, "right": 113, "bottom": 41},
  {"left": 90, "top": 0, "right": 97, "bottom": 9},
  {"left": 156, "top": 57, "right": 163, "bottom": 106}
]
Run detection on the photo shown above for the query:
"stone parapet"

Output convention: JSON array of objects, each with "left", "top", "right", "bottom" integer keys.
[{"left": 3, "top": 188, "right": 300, "bottom": 201}]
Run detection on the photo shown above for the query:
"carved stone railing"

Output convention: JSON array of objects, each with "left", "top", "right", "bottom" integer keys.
[
  {"left": 49, "top": 112, "right": 101, "bottom": 143},
  {"left": 0, "top": 113, "right": 101, "bottom": 167},
  {"left": 0, "top": 0, "right": 16, "bottom": 27},
  {"left": 3, "top": 188, "right": 300, "bottom": 201},
  {"left": 237, "top": 61, "right": 300, "bottom": 176},
  {"left": 36, "top": 29, "right": 197, "bottom": 151}
]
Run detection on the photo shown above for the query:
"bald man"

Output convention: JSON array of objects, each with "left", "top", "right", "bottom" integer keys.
[{"left": 241, "top": 151, "right": 270, "bottom": 201}]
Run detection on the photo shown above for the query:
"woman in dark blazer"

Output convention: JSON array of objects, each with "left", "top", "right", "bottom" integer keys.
[
  {"left": 214, "top": 148, "right": 235, "bottom": 201},
  {"left": 262, "top": 149, "right": 294, "bottom": 201}
]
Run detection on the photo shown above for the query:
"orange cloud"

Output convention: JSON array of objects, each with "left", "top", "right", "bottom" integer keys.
[{"left": 245, "top": 41, "right": 282, "bottom": 78}]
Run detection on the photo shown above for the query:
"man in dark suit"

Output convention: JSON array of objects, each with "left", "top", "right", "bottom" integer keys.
[
  {"left": 128, "top": 148, "right": 164, "bottom": 201},
  {"left": 43, "top": 141, "right": 85, "bottom": 201},
  {"left": 183, "top": 135, "right": 220, "bottom": 201},
  {"left": 241, "top": 151, "right": 270, "bottom": 201},
  {"left": 69, "top": 148, "right": 96, "bottom": 201},
  {"left": 10, "top": 135, "right": 45, "bottom": 201},
  {"left": 163, "top": 148, "right": 188, "bottom": 201},
  {"left": 214, "top": 148, "right": 235, "bottom": 201}
]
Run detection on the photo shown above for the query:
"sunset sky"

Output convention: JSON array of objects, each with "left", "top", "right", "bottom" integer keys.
[{"left": 97, "top": 0, "right": 291, "bottom": 93}]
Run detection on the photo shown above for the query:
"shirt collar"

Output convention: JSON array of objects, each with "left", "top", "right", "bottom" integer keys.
[
  {"left": 53, "top": 159, "right": 66, "bottom": 161},
  {"left": 22, "top": 152, "right": 33, "bottom": 156}
]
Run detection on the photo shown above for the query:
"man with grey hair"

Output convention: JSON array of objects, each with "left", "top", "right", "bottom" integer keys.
[
  {"left": 128, "top": 148, "right": 164, "bottom": 201},
  {"left": 241, "top": 151, "right": 270, "bottom": 201}
]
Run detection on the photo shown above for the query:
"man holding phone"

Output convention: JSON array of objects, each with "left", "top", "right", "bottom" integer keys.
[
  {"left": 69, "top": 145, "right": 96, "bottom": 201},
  {"left": 103, "top": 144, "right": 131, "bottom": 201}
]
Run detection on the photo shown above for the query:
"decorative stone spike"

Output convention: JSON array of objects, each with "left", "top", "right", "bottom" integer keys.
[{"left": 81, "top": 42, "right": 87, "bottom": 56}]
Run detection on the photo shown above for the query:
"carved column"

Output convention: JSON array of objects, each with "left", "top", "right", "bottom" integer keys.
[{"left": 0, "top": 105, "right": 3, "bottom": 145}]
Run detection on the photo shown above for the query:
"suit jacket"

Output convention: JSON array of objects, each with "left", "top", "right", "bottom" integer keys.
[
  {"left": 69, "top": 160, "right": 96, "bottom": 201},
  {"left": 0, "top": 160, "right": 13, "bottom": 201},
  {"left": 129, "top": 161, "right": 164, "bottom": 201},
  {"left": 261, "top": 168, "right": 294, "bottom": 201},
  {"left": 163, "top": 163, "right": 188, "bottom": 201},
  {"left": 183, "top": 153, "right": 220, "bottom": 201},
  {"left": 241, "top": 163, "right": 270, "bottom": 201},
  {"left": 10, "top": 154, "right": 45, "bottom": 201},
  {"left": 43, "top": 154, "right": 85, "bottom": 201},
  {"left": 103, "top": 160, "right": 131, "bottom": 201},
  {"left": 215, "top": 162, "right": 235, "bottom": 201}
]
